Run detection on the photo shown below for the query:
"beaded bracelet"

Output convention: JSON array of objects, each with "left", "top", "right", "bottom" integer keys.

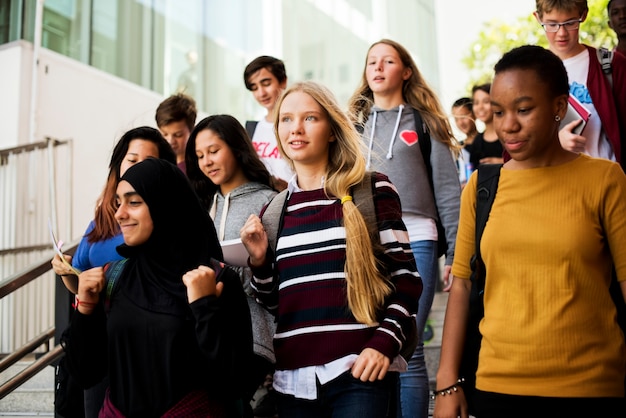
[{"left": 430, "top": 377, "right": 465, "bottom": 400}]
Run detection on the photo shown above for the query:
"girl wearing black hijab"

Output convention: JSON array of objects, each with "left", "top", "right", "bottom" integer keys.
[{"left": 65, "top": 158, "right": 253, "bottom": 417}]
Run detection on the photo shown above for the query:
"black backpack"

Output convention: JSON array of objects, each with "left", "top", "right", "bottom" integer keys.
[{"left": 458, "top": 163, "right": 501, "bottom": 415}]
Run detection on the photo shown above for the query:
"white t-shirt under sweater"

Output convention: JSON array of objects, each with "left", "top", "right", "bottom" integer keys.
[
  {"left": 251, "top": 118, "right": 294, "bottom": 183},
  {"left": 563, "top": 50, "right": 615, "bottom": 161}
]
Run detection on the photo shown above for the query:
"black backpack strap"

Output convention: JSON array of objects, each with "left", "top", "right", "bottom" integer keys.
[
  {"left": 414, "top": 108, "right": 448, "bottom": 257},
  {"left": 414, "top": 108, "right": 432, "bottom": 185},
  {"left": 103, "top": 258, "right": 129, "bottom": 313},
  {"left": 245, "top": 121, "right": 258, "bottom": 139},
  {"left": 472, "top": 164, "right": 502, "bottom": 290}
]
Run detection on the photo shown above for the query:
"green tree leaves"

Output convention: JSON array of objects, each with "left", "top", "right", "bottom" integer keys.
[{"left": 463, "top": 0, "right": 616, "bottom": 89}]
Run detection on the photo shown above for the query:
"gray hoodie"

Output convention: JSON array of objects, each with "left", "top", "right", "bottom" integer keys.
[
  {"left": 363, "top": 104, "right": 461, "bottom": 264},
  {"left": 210, "top": 181, "right": 277, "bottom": 362}
]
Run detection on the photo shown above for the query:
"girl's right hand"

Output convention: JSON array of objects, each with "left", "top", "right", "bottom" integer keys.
[
  {"left": 239, "top": 214, "right": 268, "bottom": 267},
  {"left": 51, "top": 254, "right": 74, "bottom": 277},
  {"left": 76, "top": 267, "right": 105, "bottom": 315}
]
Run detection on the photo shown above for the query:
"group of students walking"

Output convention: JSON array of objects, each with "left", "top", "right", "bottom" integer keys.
[{"left": 51, "top": 1, "right": 626, "bottom": 417}]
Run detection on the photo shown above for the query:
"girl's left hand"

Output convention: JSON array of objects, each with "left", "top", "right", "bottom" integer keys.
[
  {"left": 183, "top": 265, "right": 224, "bottom": 303},
  {"left": 351, "top": 348, "right": 390, "bottom": 382}
]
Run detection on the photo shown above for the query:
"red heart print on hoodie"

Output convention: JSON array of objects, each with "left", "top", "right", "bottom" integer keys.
[{"left": 400, "top": 130, "right": 419, "bottom": 146}]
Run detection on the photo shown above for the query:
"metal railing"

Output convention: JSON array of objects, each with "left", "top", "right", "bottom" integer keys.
[
  {"left": 0, "top": 242, "right": 77, "bottom": 400},
  {"left": 0, "top": 138, "right": 75, "bottom": 401},
  {"left": 1, "top": 137, "right": 73, "bottom": 353}
]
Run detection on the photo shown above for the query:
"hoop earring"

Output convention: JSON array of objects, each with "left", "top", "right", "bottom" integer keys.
[{"left": 555, "top": 115, "right": 561, "bottom": 122}]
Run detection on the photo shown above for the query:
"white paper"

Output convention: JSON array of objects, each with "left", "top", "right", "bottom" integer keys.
[{"left": 48, "top": 219, "right": 81, "bottom": 275}]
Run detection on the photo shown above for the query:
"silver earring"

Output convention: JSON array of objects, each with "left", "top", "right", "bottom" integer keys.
[{"left": 555, "top": 115, "right": 561, "bottom": 122}]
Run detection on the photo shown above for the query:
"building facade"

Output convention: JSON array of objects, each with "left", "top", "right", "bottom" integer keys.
[
  {"left": 1, "top": 0, "right": 439, "bottom": 241},
  {"left": 0, "top": 0, "right": 439, "bottom": 352}
]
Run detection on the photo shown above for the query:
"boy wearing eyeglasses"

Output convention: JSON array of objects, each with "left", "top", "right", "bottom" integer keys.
[{"left": 534, "top": 0, "right": 626, "bottom": 170}]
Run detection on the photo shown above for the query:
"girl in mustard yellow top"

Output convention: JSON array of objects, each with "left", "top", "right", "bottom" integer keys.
[{"left": 434, "top": 45, "right": 626, "bottom": 418}]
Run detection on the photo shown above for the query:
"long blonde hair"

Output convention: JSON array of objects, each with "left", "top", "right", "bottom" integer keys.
[
  {"left": 347, "top": 38, "right": 459, "bottom": 154},
  {"left": 274, "top": 81, "right": 392, "bottom": 325}
]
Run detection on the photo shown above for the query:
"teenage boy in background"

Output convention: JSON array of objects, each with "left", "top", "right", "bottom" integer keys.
[
  {"left": 534, "top": 0, "right": 626, "bottom": 170},
  {"left": 156, "top": 93, "right": 197, "bottom": 174},
  {"left": 243, "top": 56, "right": 293, "bottom": 191}
]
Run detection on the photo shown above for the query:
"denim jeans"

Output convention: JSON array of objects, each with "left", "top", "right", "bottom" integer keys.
[
  {"left": 277, "top": 371, "right": 398, "bottom": 418},
  {"left": 397, "top": 240, "right": 439, "bottom": 418}
]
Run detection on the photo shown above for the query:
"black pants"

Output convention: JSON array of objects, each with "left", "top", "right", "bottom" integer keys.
[{"left": 473, "top": 389, "right": 625, "bottom": 418}]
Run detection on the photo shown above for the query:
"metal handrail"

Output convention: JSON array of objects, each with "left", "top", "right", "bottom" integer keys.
[
  {"left": 0, "top": 242, "right": 79, "bottom": 400},
  {"left": 0, "top": 243, "right": 78, "bottom": 299},
  {"left": 0, "top": 345, "right": 64, "bottom": 400},
  {"left": 0, "top": 137, "right": 68, "bottom": 158},
  {"left": 0, "top": 328, "right": 56, "bottom": 374}
]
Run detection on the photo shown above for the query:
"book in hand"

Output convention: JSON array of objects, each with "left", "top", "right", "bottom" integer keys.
[
  {"left": 560, "top": 94, "right": 591, "bottom": 135},
  {"left": 220, "top": 238, "right": 249, "bottom": 267}
]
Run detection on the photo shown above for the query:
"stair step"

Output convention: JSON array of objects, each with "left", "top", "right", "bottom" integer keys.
[{"left": 0, "top": 361, "right": 55, "bottom": 416}]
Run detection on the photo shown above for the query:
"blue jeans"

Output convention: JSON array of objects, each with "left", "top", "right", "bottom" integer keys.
[
  {"left": 398, "top": 240, "right": 439, "bottom": 418},
  {"left": 277, "top": 371, "right": 398, "bottom": 418}
]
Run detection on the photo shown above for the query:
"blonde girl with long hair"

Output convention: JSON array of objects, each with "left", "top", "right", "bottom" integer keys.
[
  {"left": 240, "top": 81, "right": 422, "bottom": 417},
  {"left": 348, "top": 39, "right": 461, "bottom": 418}
]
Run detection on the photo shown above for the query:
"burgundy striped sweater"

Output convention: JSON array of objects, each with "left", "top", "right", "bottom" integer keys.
[{"left": 251, "top": 172, "right": 422, "bottom": 371}]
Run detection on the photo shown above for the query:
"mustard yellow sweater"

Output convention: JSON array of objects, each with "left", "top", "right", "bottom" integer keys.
[{"left": 452, "top": 155, "right": 626, "bottom": 397}]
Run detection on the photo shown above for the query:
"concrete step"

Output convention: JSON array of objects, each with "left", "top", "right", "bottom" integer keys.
[{"left": 0, "top": 360, "right": 55, "bottom": 416}]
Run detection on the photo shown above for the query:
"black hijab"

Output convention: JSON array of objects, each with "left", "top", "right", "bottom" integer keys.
[{"left": 116, "top": 158, "right": 223, "bottom": 315}]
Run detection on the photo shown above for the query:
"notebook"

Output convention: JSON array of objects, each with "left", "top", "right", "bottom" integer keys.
[{"left": 560, "top": 94, "right": 591, "bottom": 135}]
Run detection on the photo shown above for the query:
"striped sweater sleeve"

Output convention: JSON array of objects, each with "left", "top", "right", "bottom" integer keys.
[{"left": 364, "top": 172, "right": 422, "bottom": 359}]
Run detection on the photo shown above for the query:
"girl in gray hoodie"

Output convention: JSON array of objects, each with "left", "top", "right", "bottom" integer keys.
[
  {"left": 185, "top": 114, "right": 277, "bottom": 415},
  {"left": 348, "top": 39, "right": 461, "bottom": 418}
]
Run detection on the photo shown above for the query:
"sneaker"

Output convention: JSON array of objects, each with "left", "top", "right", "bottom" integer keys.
[{"left": 424, "top": 319, "right": 434, "bottom": 344}]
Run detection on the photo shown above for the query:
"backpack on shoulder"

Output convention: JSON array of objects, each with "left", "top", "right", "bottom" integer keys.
[{"left": 458, "top": 163, "right": 501, "bottom": 415}]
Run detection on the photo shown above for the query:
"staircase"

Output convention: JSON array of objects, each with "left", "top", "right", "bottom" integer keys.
[{"left": 0, "top": 359, "right": 55, "bottom": 417}]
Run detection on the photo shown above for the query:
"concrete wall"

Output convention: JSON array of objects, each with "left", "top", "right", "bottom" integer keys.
[{"left": 1, "top": 41, "right": 167, "bottom": 240}]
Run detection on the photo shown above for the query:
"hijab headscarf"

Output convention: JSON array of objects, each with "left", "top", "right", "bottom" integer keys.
[{"left": 116, "top": 158, "right": 223, "bottom": 315}]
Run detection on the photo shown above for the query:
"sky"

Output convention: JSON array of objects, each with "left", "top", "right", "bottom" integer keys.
[{"left": 435, "top": 0, "right": 536, "bottom": 111}]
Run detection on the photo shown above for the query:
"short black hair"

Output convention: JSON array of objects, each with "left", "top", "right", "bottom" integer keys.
[
  {"left": 494, "top": 45, "right": 569, "bottom": 98},
  {"left": 243, "top": 56, "right": 287, "bottom": 90},
  {"left": 452, "top": 97, "right": 473, "bottom": 112}
]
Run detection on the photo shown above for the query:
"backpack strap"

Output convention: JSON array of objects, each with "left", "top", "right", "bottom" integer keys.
[
  {"left": 352, "top": 171, "right": 379, "bottom": 246},
  {"left": 262, "top": 190, "right": 289, "bottom": 255},
  {"left": 245, "top": 121, "right": 259, "bottom": 139},
  {"left": 103, "top": 258, "right": 128, "bottom": 313},
  {"left": 263, "top": 172, "right": 377, "bottom": 254},
  {"left": 596, "top": 47, "right": 614, "bottom": 88},
  {"left": 413, "top": 108, "right": 448, "bottom": 257},
  {"left": 472, "top": 164, "right": 502, "bottom": 291},
  {"left": 414, "top": 108, "right": 432, "bottom": 185}
]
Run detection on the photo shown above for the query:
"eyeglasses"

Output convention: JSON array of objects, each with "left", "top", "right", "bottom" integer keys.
[{"left": 540, "top": 18, "right": 582, "bottom": 33}]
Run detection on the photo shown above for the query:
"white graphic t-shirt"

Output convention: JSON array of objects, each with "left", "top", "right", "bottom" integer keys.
[
  {"left": 563, "top": 50, "right": 615, "bottom": 161},
  {"left": 251, "top": 118, "right": 294, "bottom": 183}
]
